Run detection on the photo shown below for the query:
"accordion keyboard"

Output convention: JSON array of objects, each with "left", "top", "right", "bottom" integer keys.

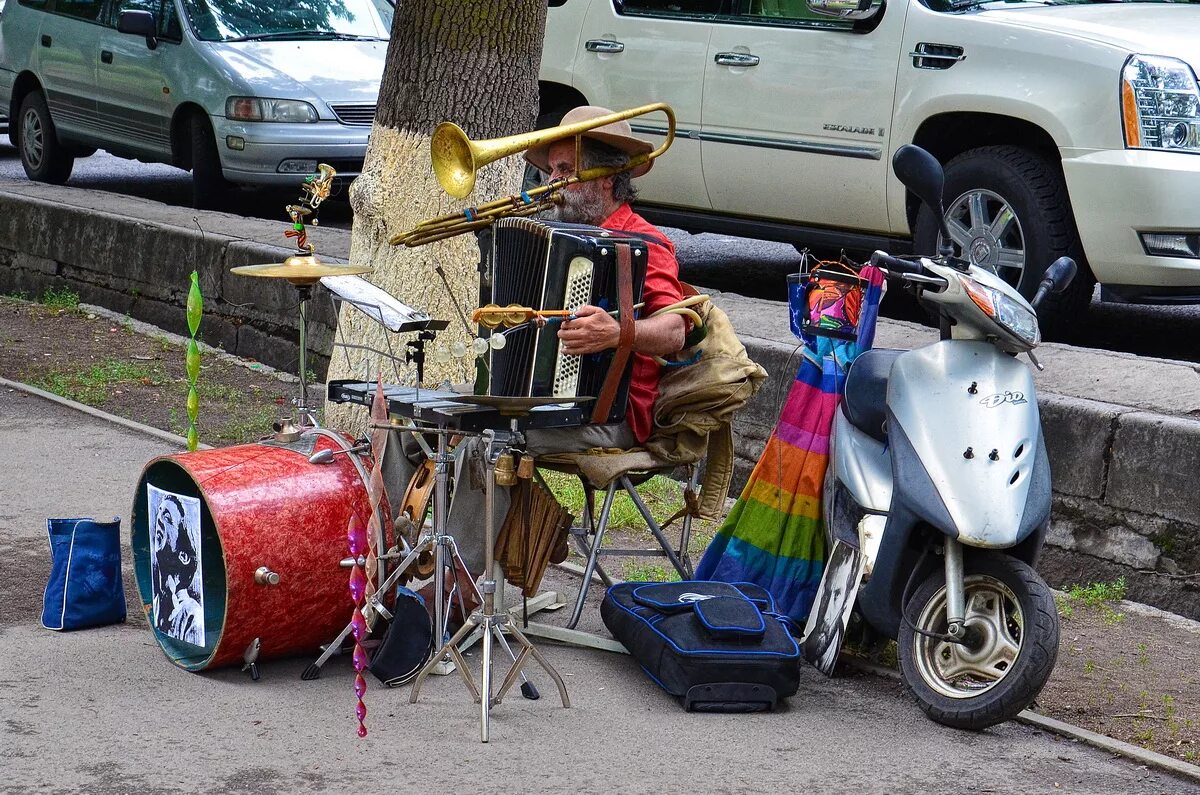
[{"left": 486, "top": 217, "right": 648, "bottom": 424}]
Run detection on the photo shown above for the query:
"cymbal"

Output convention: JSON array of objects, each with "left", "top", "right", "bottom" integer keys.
[
  {"left": 230, "top": 255, "right": 373, "bottom": 286},
  {"left": 446, "top": 394, "right": 595, "bottom": 417}
]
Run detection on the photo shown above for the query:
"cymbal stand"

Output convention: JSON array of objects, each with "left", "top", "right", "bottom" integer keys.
[
  {"left": 409, "top": 425, "right": 570, "bottom": 743},
  {"left": 294, "top": 284, "right": 319, "bottom": 429}
]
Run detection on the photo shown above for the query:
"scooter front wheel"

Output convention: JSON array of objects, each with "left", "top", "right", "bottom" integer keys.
[{"left": 898, "top": 553, "right": 1059, "bottom": 730}]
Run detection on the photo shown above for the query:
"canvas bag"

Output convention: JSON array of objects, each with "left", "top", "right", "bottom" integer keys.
[{"left": 41, "top": 517, "right": 127, "bottom": 631}]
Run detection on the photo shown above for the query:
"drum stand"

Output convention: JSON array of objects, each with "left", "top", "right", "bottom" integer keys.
[{"left": 409, "top": 426, "right": 571, "bottom": 743}]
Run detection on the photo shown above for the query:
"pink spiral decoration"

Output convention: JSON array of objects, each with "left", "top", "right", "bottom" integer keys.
[{"left": 347, "top": 515, "right": 369, "bottom": 738}]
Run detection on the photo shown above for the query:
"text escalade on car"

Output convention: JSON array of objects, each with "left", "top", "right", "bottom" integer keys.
[{"left": 538, "top": 0, "right": 1200, "bottom": 334}]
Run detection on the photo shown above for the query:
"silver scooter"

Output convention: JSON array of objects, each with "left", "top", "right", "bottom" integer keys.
[{"left": 824, "top": 145, "right": 1076, "bottom": 729}]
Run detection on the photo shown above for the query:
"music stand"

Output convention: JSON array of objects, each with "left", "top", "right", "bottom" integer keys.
[{"left": 408, "top": 422, "right": 570, "bottom": 743}]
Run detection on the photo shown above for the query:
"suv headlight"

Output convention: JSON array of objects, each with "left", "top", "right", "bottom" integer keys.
[
  {"left": 1121, "top": 55, "right": 1200, "bottom": 153},
  {"left": 226, "top": 97, "right": 319, "bottom": 123},
  {"left": 958, "top": 276, "right": 1040, "bottom": 347}
]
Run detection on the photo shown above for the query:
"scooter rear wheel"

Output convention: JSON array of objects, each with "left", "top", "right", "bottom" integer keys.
[{"left": 898, "top": 552, "right": 1059, "bottom": 730}]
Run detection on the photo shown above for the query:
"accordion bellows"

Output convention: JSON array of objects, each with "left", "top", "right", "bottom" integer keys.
[{"left": 485, "top": 217, "right": 648, "bottom": 424}]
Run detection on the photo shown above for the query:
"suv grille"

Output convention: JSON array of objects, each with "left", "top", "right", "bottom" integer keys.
[{"left": 330, "top": 103, "right": 377, "bottom": 126}]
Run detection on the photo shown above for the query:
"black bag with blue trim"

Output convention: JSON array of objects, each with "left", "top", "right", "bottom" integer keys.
[{"left": 600, "top": 580, "right": 801, "bottom": 712}]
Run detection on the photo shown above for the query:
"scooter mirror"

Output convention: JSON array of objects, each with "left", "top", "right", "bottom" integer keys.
[
  {"left": 1045, "top": 256, "right": 1077, "bottom": 294},
  {"left": 892, "top": 145, "right": 953, "bottom": 259}
]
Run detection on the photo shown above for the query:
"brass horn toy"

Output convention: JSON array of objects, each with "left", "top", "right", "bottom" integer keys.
[{"left": 391, "top": 102, "right": 675, "bottom": 247}]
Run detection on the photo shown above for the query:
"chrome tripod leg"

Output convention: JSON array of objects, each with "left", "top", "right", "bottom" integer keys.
[
  {"left": 505, "top": 618, "right": 571, "bottom": 708},
  {"left": 410, "top": 616, "right": 481, "bottom": 704},
  {"left": 491, "top": 624, "right": 539, "bottom": 700},
  {"left": 480, "top": 620, "right": 494, "bottom": 743}
]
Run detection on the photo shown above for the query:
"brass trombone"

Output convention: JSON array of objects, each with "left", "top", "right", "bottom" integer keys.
[{"left": 390, "top": 102, "right": 675, "bottom": 248}]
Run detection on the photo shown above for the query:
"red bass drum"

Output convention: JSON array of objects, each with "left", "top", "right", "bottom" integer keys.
[{"left": 131, "top": 432, "right": 381, "bottom": 671}]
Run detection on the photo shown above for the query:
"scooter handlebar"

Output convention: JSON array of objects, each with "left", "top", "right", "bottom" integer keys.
[{"left": 870, "top": 250, "right": 923, "bottom": 276}]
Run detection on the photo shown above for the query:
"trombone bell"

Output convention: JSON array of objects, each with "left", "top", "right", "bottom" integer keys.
[{"left": 430, "top": 122, "right": 477, "bottom": 200}]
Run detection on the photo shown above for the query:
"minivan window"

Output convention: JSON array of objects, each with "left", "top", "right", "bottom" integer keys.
[
  {"left": 180, "top": 0, "right": 392, "bottom": 42},
  {"left": 110, "top": 0, "right": 182, "bottom": 39}
]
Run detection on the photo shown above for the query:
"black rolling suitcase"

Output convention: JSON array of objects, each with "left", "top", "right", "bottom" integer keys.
[{"left": 600, "top": 580, "right": 801, "bottom": 712}]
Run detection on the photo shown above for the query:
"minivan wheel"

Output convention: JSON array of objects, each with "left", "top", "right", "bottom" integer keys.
[
  {"left": 189, "top": 114, "right": 230, "bottom": 210},
  {"left": 18, "top": 91, "right": 74, "bottom": 184},
  {"left": 913, "top": 145, "right": 1094, "bottom": 340}
]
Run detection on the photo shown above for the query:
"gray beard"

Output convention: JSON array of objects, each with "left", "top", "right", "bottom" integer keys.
[{"left": 546, "top": 185, "right": 608, "bottom": 226}]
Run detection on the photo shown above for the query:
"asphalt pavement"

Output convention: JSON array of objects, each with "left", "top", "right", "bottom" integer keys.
[{"left": 1, "top": 387, "right": 1197, "bottom": 794}]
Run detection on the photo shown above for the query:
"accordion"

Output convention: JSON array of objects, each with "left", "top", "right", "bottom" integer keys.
[{"left": 483, "top": 217, "right": 648, "bottom": 424}]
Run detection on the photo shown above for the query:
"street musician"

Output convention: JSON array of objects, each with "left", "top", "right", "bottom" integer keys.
[
  {"left": 523, "top": 104, "right": 688, "bottom": 453},
  {"left": 385, "top": 105, "right": 689, "bottom": 578}
]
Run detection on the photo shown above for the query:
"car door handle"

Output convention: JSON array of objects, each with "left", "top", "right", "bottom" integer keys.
[
  {"left": 585, "top": 39, "right": 625, "bottom": 54},
  {"left": 41, "top": 35, "right": 52, "bottom": 47},
  {"left": 100, "top": 50, "right": 113, "bottom": 64},
  {"left": 714, "top": 51, "right": 760, "bottom": 67}
]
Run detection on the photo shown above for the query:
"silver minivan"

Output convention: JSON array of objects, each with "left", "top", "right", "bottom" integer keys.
[{"left": 0, "top": 0, "right": 391, "bottom": 207}]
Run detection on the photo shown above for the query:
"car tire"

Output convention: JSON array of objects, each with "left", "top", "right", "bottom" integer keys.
[
  {"left": 17, "top": 91, "right": 74, "bottom": 185},
  {"left": 189, "top": 113, "right": 230, "bottom": 210},
  {"left": 913, "top": 145, "right": 1094, "bottom": 340}
]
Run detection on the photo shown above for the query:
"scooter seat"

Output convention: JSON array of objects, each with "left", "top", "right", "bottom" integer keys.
[{"left": 843, "top": 348, "right": 904, "bottom": 443}]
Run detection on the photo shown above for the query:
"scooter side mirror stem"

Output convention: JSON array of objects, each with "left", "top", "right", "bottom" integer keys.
[{"left": 1030, "top": 257, "right": 1078, "bottom": 309}]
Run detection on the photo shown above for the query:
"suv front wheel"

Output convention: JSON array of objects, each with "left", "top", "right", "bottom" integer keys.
[
  {"left": 18, "top": 91, "right": 75, "bottom": 184},
  {"left": 913, "top": 145, "right": 1094, "bottom": 340}
]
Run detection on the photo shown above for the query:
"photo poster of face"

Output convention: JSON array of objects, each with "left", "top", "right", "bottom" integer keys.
[
  {"left": 147, "top": 484, "right": 205, "bottom": 647},
  {"left": 800, "top": 539, "right": 865, "bottom": 676}
]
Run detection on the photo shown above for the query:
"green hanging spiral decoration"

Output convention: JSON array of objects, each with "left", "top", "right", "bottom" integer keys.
[{"left": 185, "top": 271, "right": 203, "bottom": 451}]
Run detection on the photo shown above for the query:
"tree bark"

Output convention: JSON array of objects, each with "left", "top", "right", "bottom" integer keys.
[{"left": 325, "top": 0, "right": 546, "bottom": 433}]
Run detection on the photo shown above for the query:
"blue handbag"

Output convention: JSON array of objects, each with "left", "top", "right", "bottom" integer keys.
[{"left": 41, "top": 517, "right": 127, "bottom": 631}]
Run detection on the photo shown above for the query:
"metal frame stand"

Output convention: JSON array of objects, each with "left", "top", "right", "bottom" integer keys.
[
  {"left": 303, "top": 428, "right": 522, "bottom": 682},
  {"left": 409, "top": 427, "right": 570, "bottom": 743}
]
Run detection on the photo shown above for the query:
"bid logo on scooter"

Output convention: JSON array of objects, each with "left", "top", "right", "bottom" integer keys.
[{"left": 980, "top": 391, "right": 1027, "bottom": 408}]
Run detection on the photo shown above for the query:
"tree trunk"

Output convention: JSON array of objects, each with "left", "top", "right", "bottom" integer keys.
[{"left": 325, "top": 0, "right": 546, "bottom": 433}]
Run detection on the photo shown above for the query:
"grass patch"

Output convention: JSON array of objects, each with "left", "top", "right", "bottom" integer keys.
[
  {"left": 539, "top": 469, "right": 686, "bottom": 532},
  {"left": 621, "top": 562, "right": 679, "bottom": 583},
  {"left": 1058, "top": 577, "right": 1126, "bottom": 624},
  {"left": 41, "top": 286, "right": 80, "bottom": 310},
  {"left": 214, "top": 404, "right": 286, "bottom": 444},
  {"left": 34, "top": 358, "right": 166, "bottom": 406}
]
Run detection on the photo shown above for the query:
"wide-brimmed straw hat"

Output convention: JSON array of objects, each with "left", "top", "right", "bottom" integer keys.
[{"left": 525, "top": 105, "right": 654, "bottom": 179}]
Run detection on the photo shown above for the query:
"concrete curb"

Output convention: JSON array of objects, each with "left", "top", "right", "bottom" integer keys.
[
  {"left": 0, "top": 376, "right": 211, "bottom": 451},
  {"left": 1017, "top": 711, "right": 1200, "bottom": 785},
  {"left": 843, "top": 657, "right": 1200, "bottom": 784}
]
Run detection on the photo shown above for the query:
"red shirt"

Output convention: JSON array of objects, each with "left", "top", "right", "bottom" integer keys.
[{"left": 601, "top": 203, "right": 684, "bottom": 443}]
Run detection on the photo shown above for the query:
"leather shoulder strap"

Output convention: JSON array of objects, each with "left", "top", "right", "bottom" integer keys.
[{"left": 591, "top": 241, "right": 635, "bottom": 423}]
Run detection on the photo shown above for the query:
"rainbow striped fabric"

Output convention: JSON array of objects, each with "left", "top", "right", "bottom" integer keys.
[{"left": 695, "top": 265, "right": 885, "bottom": 625}]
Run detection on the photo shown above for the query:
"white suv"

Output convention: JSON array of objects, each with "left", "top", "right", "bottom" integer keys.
[{"left": 539, "top": 0, "right": 1200, "bottom": 333}]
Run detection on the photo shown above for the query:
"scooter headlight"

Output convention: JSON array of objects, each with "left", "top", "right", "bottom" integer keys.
[{"left": 958, "top": 276, "right": 1040, "bottom": 346}]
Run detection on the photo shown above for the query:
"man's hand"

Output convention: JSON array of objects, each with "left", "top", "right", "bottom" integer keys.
[{"left": 558, "top": 305, "right": 620, "bottom": 355}]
